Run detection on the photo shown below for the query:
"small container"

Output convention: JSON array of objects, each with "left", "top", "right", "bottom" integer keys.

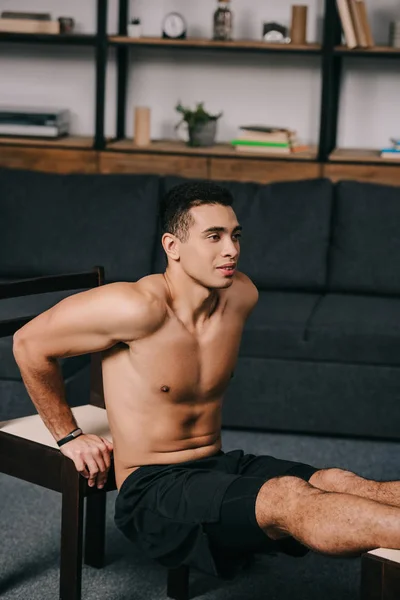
[
  {"left": 58, "top": 17, "right": 75, "bottom": 34},
  {"left": 290, "top": 5, "right": 308, "bottom": 45},
  {"left": 128, "top": 18, "right": 141, "bottom": 38},
  {"left": 213, "top": 0, "right": 233, "bottom": 41},
  {"left": 134, "top": 106, "right": 150, "bottom": 146}
]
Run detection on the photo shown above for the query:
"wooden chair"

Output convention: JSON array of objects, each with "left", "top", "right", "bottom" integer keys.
[{"left": 0, "top": 266, "right": 190, "bottom": 600}]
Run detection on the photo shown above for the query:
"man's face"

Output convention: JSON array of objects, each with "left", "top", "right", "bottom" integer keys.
[{"left": 179, "top": 204, "right": 241, "bottom": 289}]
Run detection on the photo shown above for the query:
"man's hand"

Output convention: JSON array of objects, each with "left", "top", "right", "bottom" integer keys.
[{"left": 59, "top": 434, "right": 114, "bottom": 489}]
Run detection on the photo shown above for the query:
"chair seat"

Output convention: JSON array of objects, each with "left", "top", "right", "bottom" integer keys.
[
  {"left": 0, "top": 404, "right": 112, "bottom": 448},
  {"left": 367, "top": 548, "right": 400, "bottom": 563}
]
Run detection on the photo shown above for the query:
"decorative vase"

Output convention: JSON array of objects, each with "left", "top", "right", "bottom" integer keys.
[
  {"left": 134, "top": 106, "right": 150, "bottom": 146},
  {"left": 188, "top": 120, "right": 217, "bottom": 147},
  {"left": 290, "top": 5, "right": 308, "bottom": 45}
]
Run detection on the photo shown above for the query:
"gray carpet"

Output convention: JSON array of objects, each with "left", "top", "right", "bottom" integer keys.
[{"left": 1, "top": 428, "right": 399, "bottom": 600}]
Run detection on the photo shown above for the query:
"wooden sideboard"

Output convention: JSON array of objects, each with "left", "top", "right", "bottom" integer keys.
[{"left": 1, "top": 138, "right": 400, "bottom": 186}]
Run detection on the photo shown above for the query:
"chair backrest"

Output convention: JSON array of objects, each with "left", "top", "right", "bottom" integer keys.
[{"left": 0, "top": 266, "right": 105, "bottom": 409}]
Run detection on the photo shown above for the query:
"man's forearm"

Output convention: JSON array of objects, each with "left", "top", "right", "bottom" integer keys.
[{"left": 13, "top": 343, "right": 78, "bottom": 442}]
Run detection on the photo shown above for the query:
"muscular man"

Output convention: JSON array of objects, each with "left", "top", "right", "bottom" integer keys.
[{"left": 13, "top": 182, "right": 400, "bottom": 580}]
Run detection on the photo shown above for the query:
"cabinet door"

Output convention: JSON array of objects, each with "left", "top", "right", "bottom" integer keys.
[
  {"left": 0, "top": 146, "right": 97, "bottom": 174},
  {"left": 99, "top": 151, "right": 208, "bottom": 179},
  {"left": 324, "top": 163, "right": 400, "bottom": 187}
]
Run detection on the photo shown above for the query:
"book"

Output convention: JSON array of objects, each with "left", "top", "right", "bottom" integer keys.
[
  {"left": 238, "top": 131, "right": 293, "bottom": 144},
  {"left": 348, "top": 0, "right": 368, "bottom": 47},
  {"left": 380, "top": 152, "right": 400, "bottom": 160},
  {"left": 239, "top": 125, "right": 292, "bottom": 133},
  {"left": 336, "top": 0, "right": 357, "bottom": 48},
  {"left": 0, "top": 18, "right": 60, "bottom": 34},
  {"left": 291, "top": 144, "right": 310, "bottom": 153},
  {"left": 1, "top": 11, "right": 51, "bottom": 21},
  {"left": 231, "top": 139, "right": 290, "bottom": 148},
  {"left": 355, "top": 0, "right": 374, "bottom": 47},
  {"left": 234, "top": 145, "right": 291, "bottom": 155}
]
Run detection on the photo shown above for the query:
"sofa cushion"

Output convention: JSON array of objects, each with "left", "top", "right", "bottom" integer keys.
[
  {"left": 0, "top": 288, "right": 89, "bottom": 380},
  {"left": 0, "top": 169, "right": 161, "bottom": 283},
  {"left": 329, "top": 180, "right": 400, "bottom": 294},
  {"left": 306, "top": 293, "right": 400, "bottom": 366},
  {"left": 155, "top": 176, "right": 333, "bottom": 290},
  {"left": 240, "top": 291, "right": 321, "bottom": 359}
]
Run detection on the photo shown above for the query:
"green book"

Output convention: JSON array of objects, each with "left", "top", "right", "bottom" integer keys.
[{"left": 231, "top": 139, "right": 290, "bottom": 148}]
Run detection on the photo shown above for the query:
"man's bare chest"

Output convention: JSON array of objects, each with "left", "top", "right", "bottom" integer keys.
[{"left": 126, "top": 311, "right": 244, "bottom": 401}]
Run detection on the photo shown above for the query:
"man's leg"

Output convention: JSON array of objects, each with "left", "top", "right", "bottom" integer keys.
[
  {"left": 309, "top": 468, "right": 400, "bottom": 509},
  {"left": 255, "top": 475, "right": 400, "bottom": 556}
]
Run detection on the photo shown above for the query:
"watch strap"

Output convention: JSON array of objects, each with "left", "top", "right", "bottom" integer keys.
[{"left": 57, "top": 428, "right": 83, "bottom": 447}]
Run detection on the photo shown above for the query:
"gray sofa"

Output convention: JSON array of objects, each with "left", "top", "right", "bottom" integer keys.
[{"left": 1, "top": 168, "right": 399, "bottom": 441}]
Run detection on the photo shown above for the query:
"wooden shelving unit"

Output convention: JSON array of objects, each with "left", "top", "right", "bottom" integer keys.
[
  {"left": 0, "top": 1, "right": 106, "bottom": 154},
  {"left": 1, "top": 0, "right": 400, "bottom": 184},
  {"left": 334, "top": 45, "right": 400, "bottom": 57},
  {"left": 107, "top": 139, "right": 318, "bottom": 161},
  {"left": 108, "top": 36, "right": 321, "bottom": 54},
  {"left": 329, "top": 148, "right": 400, "bottom": 164},
  {"left": 0, "top": 32, "right": 97, "bottom": 45},
  {"left": 0, "top": 136, "right": 94, "bottom": 149}
]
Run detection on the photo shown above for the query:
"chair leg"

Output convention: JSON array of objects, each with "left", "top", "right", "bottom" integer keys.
[
  {"left": 84, "top": 492, "right": 106, "bottom": 568},
  {"left": 167, "top": 565, "right": 190, "bottom": 600},
  {"left": 60, "top": 458, "right": 85, "bottom": 600}
]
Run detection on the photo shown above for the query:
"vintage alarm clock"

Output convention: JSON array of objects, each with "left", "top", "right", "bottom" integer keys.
[{"left": 262, "top": 22, "right": 290, "bottom": 44}]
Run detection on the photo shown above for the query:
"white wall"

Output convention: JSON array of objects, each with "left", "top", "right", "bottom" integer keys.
[{"left": 0, "top": 0, "right": 399, "bottom": 148}]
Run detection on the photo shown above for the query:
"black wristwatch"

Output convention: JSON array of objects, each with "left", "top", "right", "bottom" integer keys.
[{"left": 57, "top": 428, "right": 83, "bottom": 447}]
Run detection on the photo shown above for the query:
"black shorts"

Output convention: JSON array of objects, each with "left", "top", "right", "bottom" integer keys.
[{"left": 114, "top": 448, "right": 321, "bottom": 580}]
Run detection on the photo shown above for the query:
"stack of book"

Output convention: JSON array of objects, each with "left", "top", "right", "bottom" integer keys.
[
  {"left": 380, "top": 138, "right": 400, "bottom": 160},
  {"left": 336, "top": 0, "right": 374, "bottom": 49},
  {"left": 231, "top": 126, "right": 309, "bottom": 155},
  {"left": 0, "top": 11, "right": 60, "bottom": 34}
]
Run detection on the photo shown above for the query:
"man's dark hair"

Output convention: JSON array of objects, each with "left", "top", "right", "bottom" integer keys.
[{"left": 160, "top": 181, "right": 234, "bottom": 242}]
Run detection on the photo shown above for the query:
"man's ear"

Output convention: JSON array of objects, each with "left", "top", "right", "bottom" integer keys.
[{"left": 162, "top": 233, "right": 180, "bottom": 262}]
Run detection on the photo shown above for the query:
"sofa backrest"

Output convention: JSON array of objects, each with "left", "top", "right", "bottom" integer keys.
[
  {"left": 0, "top": 169, "right": 161, "bottom": 283},
  {"left": 153, "top": 176, "right": 334, "bottom": 291},
  {"left": 328, "top": 180, "right": 400, "bottom": 295}
]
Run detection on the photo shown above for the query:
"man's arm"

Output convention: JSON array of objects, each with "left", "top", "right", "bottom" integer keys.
[{"left": 13, "top": 282, "right": 165, "bottom": 488}]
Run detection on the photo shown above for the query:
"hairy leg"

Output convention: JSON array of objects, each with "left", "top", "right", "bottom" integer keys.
[
  {"left": 255, "top": 475, "right": 400, "bottom": 556},
  {"left": 309, "top": 468, "right": 400, "bottom": 509}
]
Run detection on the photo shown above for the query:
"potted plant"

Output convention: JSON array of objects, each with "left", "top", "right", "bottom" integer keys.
[
  {"left": 128, "top": 18, "right": 141, "bottom": 38},
  {"left": 175, "top": 102, "right": 222, "bottom": 147}
]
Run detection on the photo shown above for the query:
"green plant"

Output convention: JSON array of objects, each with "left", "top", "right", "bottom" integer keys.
[{"left": 175, "top": 102, "right": 222, "bottom": 130}]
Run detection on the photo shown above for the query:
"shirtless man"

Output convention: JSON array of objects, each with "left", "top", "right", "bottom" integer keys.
[{"left": 13, "top": 181, "right": 400, "bottom": 580}]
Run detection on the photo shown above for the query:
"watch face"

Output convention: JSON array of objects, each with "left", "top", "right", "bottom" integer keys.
[{"left": 163, "top": 13, "right": 186, "bottom": 38}]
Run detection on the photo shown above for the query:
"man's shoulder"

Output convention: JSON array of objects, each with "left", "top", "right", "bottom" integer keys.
[
  {"left": 234, "top": 271, "right": 259, "bottom": 297},
  {"left": 99, "top": 276, "right": 168, "bottom": 331},
  {"left": 228, "top": 271, "right": 259, "bottom": 316}
]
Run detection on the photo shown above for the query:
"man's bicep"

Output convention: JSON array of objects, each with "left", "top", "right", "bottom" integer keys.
[{"left": 13, "top": 284, "right": 154, "bottom": 359}]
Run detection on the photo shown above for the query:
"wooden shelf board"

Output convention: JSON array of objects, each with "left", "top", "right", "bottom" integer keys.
[
  {"left": 107, "top": 139, "right": 318, "bottom": 161},
  {"left": 0, "top": 32, "right": 96, "bottom": 46},
  {"left": 334, "top": 45, "right": 400, "bottom": 56},
  {"left": 108, "top": 36, "right": 321, "bottom": 53},
  {"left": 329, "top": 148, "right": 400, "bottom": 164},
  {"left": 0, "top": 135, "right": 94, "bottom": 149}
]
